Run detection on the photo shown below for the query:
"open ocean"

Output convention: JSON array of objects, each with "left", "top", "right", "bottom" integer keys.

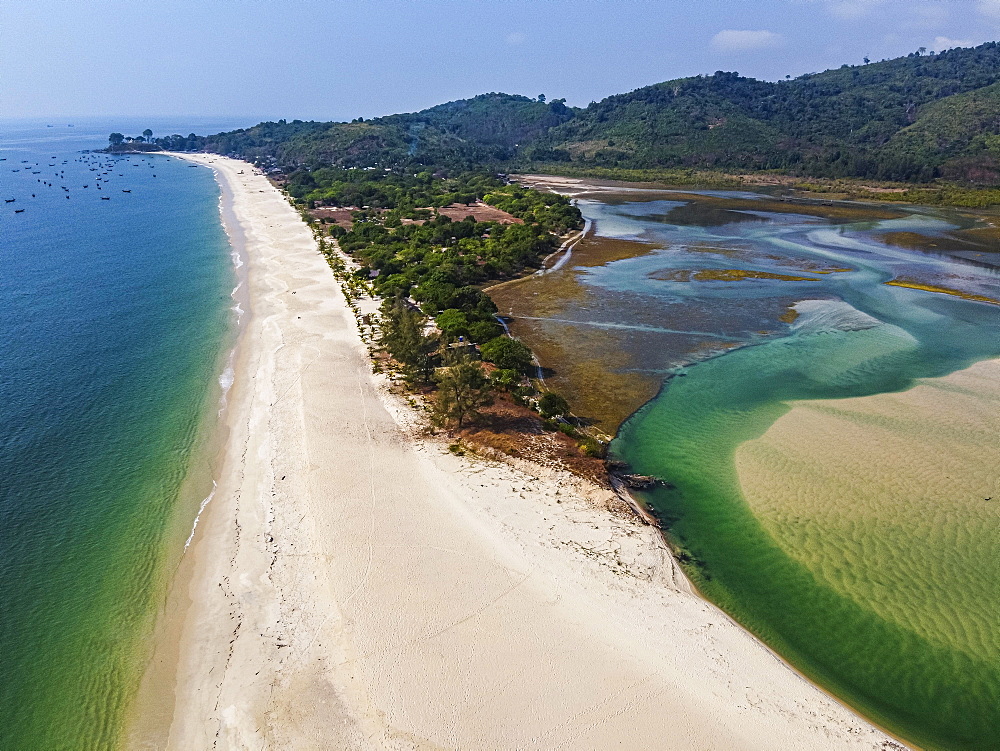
[{"left": 0, "top": 118, "right": 249, "bottom": 749}]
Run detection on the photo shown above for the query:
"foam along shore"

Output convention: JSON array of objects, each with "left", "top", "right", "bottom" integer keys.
[{"left": 132, "top": 154, "right": 895, "bottom": 750}]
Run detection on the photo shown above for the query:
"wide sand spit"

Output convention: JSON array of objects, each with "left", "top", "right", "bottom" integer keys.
[{"left": 130, "top": 155, "right": 898, "bottom": 750}]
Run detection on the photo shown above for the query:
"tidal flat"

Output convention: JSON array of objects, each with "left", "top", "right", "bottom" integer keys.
[{"left": 495, "top": 183, "right": 1000, "bottom": 749}]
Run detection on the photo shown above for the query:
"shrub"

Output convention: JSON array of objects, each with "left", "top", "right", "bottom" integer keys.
[
  {"left": 579, "top": 437, "right": 605, "bottom": 458},
  {"left": 436, "top": 309, "right": 469, "bottom": 340},
  {"left": 480, "top": 336, "right": 534, "bottom": 374},
  {"left": 468, "top": 319, "right": 503, "bottom": 343},
  {"left": 538, "top": 392, "right": 570, "bottom": 418},
  {"left": 556, "top": 422, "right": 578, "bottom": 438},
  {"left": 490, "top": 368, "right": 522, "bottom": 391}
]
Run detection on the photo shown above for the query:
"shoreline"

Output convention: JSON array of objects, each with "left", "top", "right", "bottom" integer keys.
[
  {"left": 124, "top": 153, "right": 253, "bottom": 747},
  {"left": 129, "top": 154, "right": 896, "bottom": 750}
]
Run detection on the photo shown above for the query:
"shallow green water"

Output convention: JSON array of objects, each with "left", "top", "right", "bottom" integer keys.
[
  {"left": 616, "top": 327, "right": 1000, "bottom": 749},
  {"left": 0, "top": 119, "right": 243, "bottom": 749},
  {"left": 568, "top": 192, "right": 1000, "bottom": 748}
]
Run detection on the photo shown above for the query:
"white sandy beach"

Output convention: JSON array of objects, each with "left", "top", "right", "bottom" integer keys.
[{"left": 129, "top": 155, "right": 896, "bottom": 750}]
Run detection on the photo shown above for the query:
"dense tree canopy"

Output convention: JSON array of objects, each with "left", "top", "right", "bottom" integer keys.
[
  {"left": 303, "top": 169, "right": 580, "bottom": 333},
  {"left": 307, "top": 168, "right": 577, "bottom": 392},
  {"left": 529, "top": 42, "right": 1000, "bottom": 183},
  {"left": 158, "top": 94, "right": 574, "bottom": 171}
]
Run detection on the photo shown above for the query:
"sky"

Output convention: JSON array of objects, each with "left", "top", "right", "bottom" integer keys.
[{"left": 2, "top": 0, "right": 997, "bottom": 124}]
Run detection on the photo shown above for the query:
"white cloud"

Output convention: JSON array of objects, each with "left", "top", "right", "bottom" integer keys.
[
  {"left": 933, "top": 35, "right": 977, "bottom": 49},
  {"left": 710, "top": 29, "right": 784, "bottom": 52},
  {"left": 504, "top": 32, "right": 526, "bottom": 46}
]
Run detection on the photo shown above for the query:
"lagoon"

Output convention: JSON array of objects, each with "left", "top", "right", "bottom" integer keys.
[{"left": 494, "top": 183, "right": 1000, "bottom": 749}]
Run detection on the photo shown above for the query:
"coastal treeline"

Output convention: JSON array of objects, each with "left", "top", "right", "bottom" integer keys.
[
  {"left": 288, "top": 166, "right": 579, "bottom": 233},
  {"left": 301, "top": 167, "right": 578, "bottom": 335},
  {"left": 106, "top": 129, "right": 161, "bottom": 153},
  {"left": 297, "top": 167, "right": 598, "bottom": 454},
  {"left": 289, "top": 169, "right": 581, "bottom": 310}
]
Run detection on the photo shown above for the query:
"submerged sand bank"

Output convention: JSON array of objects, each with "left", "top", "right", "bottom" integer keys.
[
  {"left": 131, "top": 155, "right": 894, "bottom": 750},
  {"left": 737, "top": 357, "right": 1000, "bottom": 656}
]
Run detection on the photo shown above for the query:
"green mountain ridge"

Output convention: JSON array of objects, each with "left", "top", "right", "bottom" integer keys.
[
  {"left": 154, "top": 93, "right": 572, "bottom": 169},
  {"left": 156, "top": 42, "right": 1000, "bottom": 184}
]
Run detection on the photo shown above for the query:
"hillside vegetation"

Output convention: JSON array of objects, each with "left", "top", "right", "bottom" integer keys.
[
  {"left": 532, "top": 43, "right": 1000, "bottom": 182},
  {"left": 155, "top": 94, "right": 572, "bottom": 169},
  {"left": 153, "top": 42, "right": 1000, "bottom": 185}
]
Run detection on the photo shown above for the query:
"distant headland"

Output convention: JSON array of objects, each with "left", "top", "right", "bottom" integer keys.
[{"left": 104, "top": 130, "right": 163, "bottom": 153}]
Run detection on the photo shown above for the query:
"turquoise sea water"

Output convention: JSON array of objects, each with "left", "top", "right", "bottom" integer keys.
[
  {"left": 587, "top": 193, "right": 1000, "bottom": 749},
  {"left": 0, "top": 119, "right": 247, "bottom": 749}
]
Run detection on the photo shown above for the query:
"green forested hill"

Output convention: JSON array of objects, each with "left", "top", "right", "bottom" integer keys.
[
  {"left": 880, "top": 81, "right": 1000, "bottom": 182},
  {"left": 156, "top": 93, "right": 573, "bottom": 169},
  {"left": 531, "top": 42, "right": 1000, "bottom": 182},
  {"left": 158, "top": 42, "right": 1000, "bottom": 184}
]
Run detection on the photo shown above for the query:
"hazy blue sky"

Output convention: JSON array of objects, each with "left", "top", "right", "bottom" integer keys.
[{"left": 2, "top": 0, "right": 996, "bottom": 123}]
